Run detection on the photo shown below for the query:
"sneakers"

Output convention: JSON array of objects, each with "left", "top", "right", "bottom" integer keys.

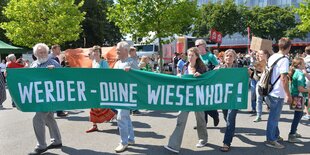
[
  {"left": 253, "top": 117, "right": 261, "bottom": 122},
  {"left": 57, "top": 111, "right": 68, "bottom": 117},
  {"left": 265, "top": 141, "right": 285, "bottom": 149},
  {"left": 288, "top": 134, "right": 302, "bottom": 143},
  {"left": 131, "top": 110, "right": 141, "bottom": 115},
  {"left": 295, "top": 133, "right": 302, "bottom": 138},
  {"left": 164, "top": 145, "right": 179, "bottom": 154},
  {"left": 46, "top": 143, "right": 62, "bottom": 149},
  {"left": 302, "top": 115, "right": 310, "bottom": 120},
  {"left": 196, "top": 140, "right": 208, "bottom": 148},
  {"left": 115, "top": 143, "right": 128, "bottom": 153}
]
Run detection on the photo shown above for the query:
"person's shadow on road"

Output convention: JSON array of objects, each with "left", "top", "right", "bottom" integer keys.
[{"left": 61, "top": 146, "right": 115, "bottom": 155}]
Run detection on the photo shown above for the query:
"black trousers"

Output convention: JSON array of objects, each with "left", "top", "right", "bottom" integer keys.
[{"left": 204, "top": 110, "right": 219, "bottom": 122}]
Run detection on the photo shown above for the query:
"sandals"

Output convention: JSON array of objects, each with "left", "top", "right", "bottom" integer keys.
[
  {"left": 220, "top": 144, "right": 230, "bottom": 152},
  {"left": 86, "top": 125, "right": 98, "bottom": 133}
]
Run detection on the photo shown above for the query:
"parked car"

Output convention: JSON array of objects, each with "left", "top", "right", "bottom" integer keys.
[{"left": 134, "top": 44, "right": 158, "bottom": 59}]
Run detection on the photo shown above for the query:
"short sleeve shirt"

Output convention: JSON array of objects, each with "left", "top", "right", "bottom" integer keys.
[
  {"left": 113, "top": 57, "right": 139, "bottom": 70},
  {"left": 291, "top": 69, "right": 307, "bottom": 97},
  {"left": 268, "top": 53, "right": 289, "bottom": 98},
  {"left": 200, "top": 52, "right": 219, "bottom": 67}
]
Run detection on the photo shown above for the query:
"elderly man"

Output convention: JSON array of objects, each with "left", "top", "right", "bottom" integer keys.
[
  {"left": 114, "top": 41, "right": 139, "bottom": 153},
  {"left": 29, "top": 43, "right": 62, "bottom": 155},
  {"left": 195, "top": 39, "right": 220, "bottom": 128}
]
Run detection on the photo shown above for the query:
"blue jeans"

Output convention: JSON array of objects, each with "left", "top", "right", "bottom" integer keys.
[
  {"left": 223, "top": 109, "right": 238, "bottom": 146},
  {"left": 117, "top": 109, "right": 135, "bottom": 145},
  {"left": 266, "top": 96, "right": 284, "bottom": 141},
  {"left": 289, "top": 111, "right": 303, "bottom": 135},
  {"left": 255, "top": 82, "right": 267, "bottom": 118},
  {"left": 250, "top": 79, "right": 257, "bottom": 111}
]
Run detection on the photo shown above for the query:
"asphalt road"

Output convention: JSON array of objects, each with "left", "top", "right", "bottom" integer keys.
[{"left": 1, "top": 89, "right": 310, "bottom": 155}]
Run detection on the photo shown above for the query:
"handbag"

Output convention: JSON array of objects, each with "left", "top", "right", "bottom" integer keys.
[{"left": 290, "top": 95, "right": 305, "bottom": 111}]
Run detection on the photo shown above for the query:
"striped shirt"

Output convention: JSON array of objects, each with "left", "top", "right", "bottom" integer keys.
[{"left": 30, "top": 58, "right": 61, "bottom": 68}]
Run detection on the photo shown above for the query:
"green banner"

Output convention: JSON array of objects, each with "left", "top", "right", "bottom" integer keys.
[{"left": 7, "top": 68, "right": 248, "bottom": 112}]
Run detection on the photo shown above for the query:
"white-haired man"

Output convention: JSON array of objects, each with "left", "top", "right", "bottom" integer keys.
[
  {"left": 114, "top": 41, "right": 139, "bottom": 153},
  {"left": 29, "top": 43, "right": 63, "bottom": 155}
]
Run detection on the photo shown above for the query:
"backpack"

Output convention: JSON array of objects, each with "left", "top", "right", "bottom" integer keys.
[{"left": 258, "top": 56, "right": 285, "bottom": 97}]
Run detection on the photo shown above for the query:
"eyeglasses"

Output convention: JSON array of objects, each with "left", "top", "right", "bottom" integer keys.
[{"left": 195, "top": 44, "right": 203, "bottom": 47}]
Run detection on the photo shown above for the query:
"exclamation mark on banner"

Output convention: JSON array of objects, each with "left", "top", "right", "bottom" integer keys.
[{"left": 237, "top": 83, "right": 242, "bottom": 102}]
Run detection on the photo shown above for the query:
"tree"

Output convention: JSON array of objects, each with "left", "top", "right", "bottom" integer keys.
[
  {"left": 0, "top": 0, "right": 85, "bottom": 48},
  {"left": 295, "top": 0, "right": 310, "bottom": 32},
  {"left": 67, "top": 0, "right": 122, "bottom": 48},
  {"left": 193, "top": 0, "right": 244, "bottom": 38},
  {"left": 0, "top": 0, "right": 9, "bottom": 42},
  {"left": 247, "top": 6, "right": 299, "bottom": 41},
  {"left": 108, "top": 0, "right": 198, "bottom": 72}
]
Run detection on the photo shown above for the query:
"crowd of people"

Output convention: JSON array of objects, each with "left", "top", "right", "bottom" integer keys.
[{"left": 0, "top": 38, "right": 309, "bottom": 154}]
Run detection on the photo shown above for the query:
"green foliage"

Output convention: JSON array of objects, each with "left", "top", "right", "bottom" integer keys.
[
  {"left": 248, "top": 6, "right": 300, "bottom": 41},
  {"left": 67, "top": 0, "right": 122, "bottom": 48},
  {"left": 0, "top": 0, "right": 9, "bottom": 42},
  {"left": 108, "top": 0, "right": 198, "bottom": 72},
  {"left": 193, "top": 1, "right": 305, "bottom": 40},
  {"left": 0, "top": 0, "right": 85, "bottom": 48},
  {"left": 295, "top": 0, "right": 310, "bottom": 32},
  {"left": 193, "top": 0, "right": 244, "bottom": 37},
  {"left": 108, "top": 0, "right": 198, "bottom": 41}
]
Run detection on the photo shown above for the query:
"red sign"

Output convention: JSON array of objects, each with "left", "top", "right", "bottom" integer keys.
[
  {"left": 216, "top": 32, "right": 222, "bottom": 43},
  {"left": 210, "top": 29, "right": 217, "bottom": 42},
  {"left": 210, "top": 29, "right": 222, "bottom": 43}
]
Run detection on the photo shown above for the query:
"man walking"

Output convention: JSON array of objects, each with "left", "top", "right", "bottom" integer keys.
[
  {"left": 29, "top": 43, "right": 63, "bottom": 155},
  {"left": 265, "top": 38, "right": 291, "bottom": 149},
  {"left": 114, "top": 41, "right": 139, "bottom": 153}
]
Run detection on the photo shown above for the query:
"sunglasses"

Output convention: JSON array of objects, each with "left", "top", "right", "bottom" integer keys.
[{"left": 195, "top": 44, "right": 203, "bottom": 47}]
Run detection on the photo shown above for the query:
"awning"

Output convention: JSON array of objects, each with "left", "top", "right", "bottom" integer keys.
[{"left": 0, "top": 40, "right": 28, "bottom": 54}]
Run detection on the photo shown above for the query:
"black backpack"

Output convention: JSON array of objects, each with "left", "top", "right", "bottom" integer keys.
[{"left": 258, "top": 56, "right": 285, "bottom": 97}]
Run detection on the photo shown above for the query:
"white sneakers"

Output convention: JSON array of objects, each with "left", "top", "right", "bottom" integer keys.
[
  {"left": 114, "top": 143, "right": 128, "bottom": 153},
  {"left": 196, "top": 140, "right": 208, "bottom": 148},
  {"left": 302, "top": 115, "right": 310, "bottom": 120}
]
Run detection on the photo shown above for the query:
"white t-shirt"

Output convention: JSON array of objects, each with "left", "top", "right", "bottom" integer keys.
[
  {"left": 0, "top": 63, "right": 6, "bottom": 72},
  {"left": 113, "top": 57, "right": 139, "bottom": 70},
  {"left": 268, "top": 53, "right": 289, "bottom": 98}
]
